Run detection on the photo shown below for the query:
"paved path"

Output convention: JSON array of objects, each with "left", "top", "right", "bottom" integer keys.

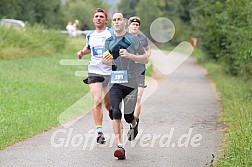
[{"left": 0, "top": 50, "right": 223, "bottom": 167}]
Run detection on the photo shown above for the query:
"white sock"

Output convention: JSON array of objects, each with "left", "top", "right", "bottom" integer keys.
[{"left": 96, "top": 125, "right": 102, "bottom": 134}]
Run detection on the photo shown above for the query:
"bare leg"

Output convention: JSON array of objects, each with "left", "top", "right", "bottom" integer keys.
[
  {"left": 134, "top": 87, "right": 144, "bottom": 118},
  {"left": 120, "top": 121, "right": 123, "bottom": 137},
  {"left": 89, "top": 83, "right": 103, "bottom": 126},
  {"left": 113, "top": 119, "right": 126, "bottom": 159},
  {"left": 113, "top": 119, "right": 122, "bottom": 144},
  {"left": 103, "top": 86, "right": 112, "bottom": 111}
]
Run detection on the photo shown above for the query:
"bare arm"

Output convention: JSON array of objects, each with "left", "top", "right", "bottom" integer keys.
[
  {"left": 144, "top": 45, "right": 151, "bottom": 57},
  {"left": 119, "top": 49, "right": 148, "bottom": 64}
]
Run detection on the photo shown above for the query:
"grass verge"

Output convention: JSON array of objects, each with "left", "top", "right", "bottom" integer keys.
[{"left": 0, "top": 36, "right": 91, "bottom": 149}]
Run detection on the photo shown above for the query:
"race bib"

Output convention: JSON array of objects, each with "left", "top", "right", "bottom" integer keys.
[
  {"left": 92, "top": 46, "right": 105, "bottom": 57},
  {"left": 111, "top": 70, "right": 128, "bottom": 83}
]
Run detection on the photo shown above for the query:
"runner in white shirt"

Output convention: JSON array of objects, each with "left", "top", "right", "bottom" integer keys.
[
  {"left": 77, "top": 8, "right": 114, "bottom": 144},
  {"left": 86, "top": 28, "right": 114, "bottom": 75}
]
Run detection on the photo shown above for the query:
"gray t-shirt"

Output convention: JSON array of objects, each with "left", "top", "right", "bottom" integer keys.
[
  {"left": 136, "top": 33, "right": 148, "bottom": 75},
  {"left": 105, "top": 32, "right": 145, "bottom": 87}
]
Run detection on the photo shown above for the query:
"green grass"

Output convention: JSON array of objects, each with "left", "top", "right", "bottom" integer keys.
[
  {"left": 192, "top": 48, "right": 252, "bottom": 166},
  {"left": 0, "top": 36, "right": 92, "bottom": 149}
]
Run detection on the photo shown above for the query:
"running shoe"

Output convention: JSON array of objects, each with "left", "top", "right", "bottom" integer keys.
[
  {"left": 97, "top": 132, "right": 106, "bottom": 144},
  {"left": 114, "top": 146, "right": 126, "bottom": 160},
  {"left": 127, "top": 117, "right": 139, "bottom": 141}
]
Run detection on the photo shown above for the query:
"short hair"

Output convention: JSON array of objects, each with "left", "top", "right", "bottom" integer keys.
[
  {"left": 128, "top": 16, "right": 141, "bottom": 25},
  {"left": 94, "top": 8, "right": 108, "bottom": 19}
]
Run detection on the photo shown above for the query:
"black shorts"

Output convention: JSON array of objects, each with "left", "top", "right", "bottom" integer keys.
[
  {"left": 83, "top": 73, "right": 110, "bottom": 87},
  {"left": 109, "top": 84, "right": 137, "bottom": 122}
]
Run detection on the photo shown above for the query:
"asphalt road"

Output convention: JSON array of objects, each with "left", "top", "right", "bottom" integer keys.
[{"left": 0, "top": 49, "right": 223, "bottom": 167}]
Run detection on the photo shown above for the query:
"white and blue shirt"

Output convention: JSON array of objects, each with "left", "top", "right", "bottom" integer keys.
[{"left": 86, "top": 27, "right": 114, "bottom": 75}]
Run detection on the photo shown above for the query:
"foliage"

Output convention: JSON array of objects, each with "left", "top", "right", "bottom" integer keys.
[
  {"left": 0, "top": 24, "right": 66, "bottom": 59},
  {"left": 117, "top": 0, "right": 193, "bottom": 45},
  {"left": 0, "top": 0, "right": 107, "bottom": 29},
  {"left": 135, "top": 0, "right": 162, "bottom": 40},
  {"left": 190, "top": 0, "right": 252, "bottom": 79},
  {"left": 117, "top": 0, "right": 140, "bottom": 19},
  {"left": 0, "top": 0, "right": 64, "bottom": 29},
  {"left": 62, "top": 0, "right": 107, "bottom": 30},
  {"left": 170, "top": 18, "right": 192, "bottom": 45}
]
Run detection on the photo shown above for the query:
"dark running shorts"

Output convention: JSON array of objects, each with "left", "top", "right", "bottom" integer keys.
[{"left": 83, "top": 73, "right": 110, "bottom": 87}]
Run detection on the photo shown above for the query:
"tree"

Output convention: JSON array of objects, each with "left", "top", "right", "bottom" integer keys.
[
  {"left": 0, "top": 0, "right": 23, "bottom": 19},
  {"left": 177, "top": 0, "right": 193, "bottom": 24},
  {"left": 63, "top": 0, "right": 107, "bottom": 30},
  {"left": 156, "top": 0, "right": 179, "bottom": 19},
  {"left": 117, "top": 0, "right": 140, "bottom": 19},
  {"left": 0, "top": 0, "right": 107, "bottom": 29},
  {"left": 0, "top": 0, "right": 64, "bottom": 29},
  {"left": 135, "top": 0, "right": 162, "bottom": 39},
  {"left": 190, "top": 0, "right": 252, "bottom": 78}
]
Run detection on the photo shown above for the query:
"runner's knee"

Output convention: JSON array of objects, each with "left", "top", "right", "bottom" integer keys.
[
  {"left": 113, "top": 108, "right": 122, "bottom": 119},
  {"left": 93, "top": 96, "right": 102, "bottom": 106}
]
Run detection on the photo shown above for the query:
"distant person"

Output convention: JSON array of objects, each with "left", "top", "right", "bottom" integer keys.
[
  {"left": 73, "top": 19, "right": 79, "bottom": 30},
  {"left": 66, "top": 21, "right": 76, "bottom": 37},
  {"left": 102, "top": 13, "right": 148, "bottom": 159},
  {"left": 76, "top": 8, "right": 114, "bottom": 144},
  {"left": 81, "top": 24, "right": 89, "bottom": 31},
  {"left": 128, "top": 16, "right": 151, "bottom": 121}
]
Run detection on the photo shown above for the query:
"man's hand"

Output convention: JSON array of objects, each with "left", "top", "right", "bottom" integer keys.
[
  {"left": 102, "top": 50, "right": 113, "bottom": 65},
  {"left": 119, "top": 49, "right": 131, "bottom": 59},
  {"left": 77, "top": 50, "right": 84, "bottom": 59}
]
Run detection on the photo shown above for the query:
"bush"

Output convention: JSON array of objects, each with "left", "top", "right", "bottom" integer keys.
[
  {"left": 0, "top": 24, "right": 66, "bottom": 59},
  {"left": 190, "top": 0, "right": 252, "bottom": 79}
]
